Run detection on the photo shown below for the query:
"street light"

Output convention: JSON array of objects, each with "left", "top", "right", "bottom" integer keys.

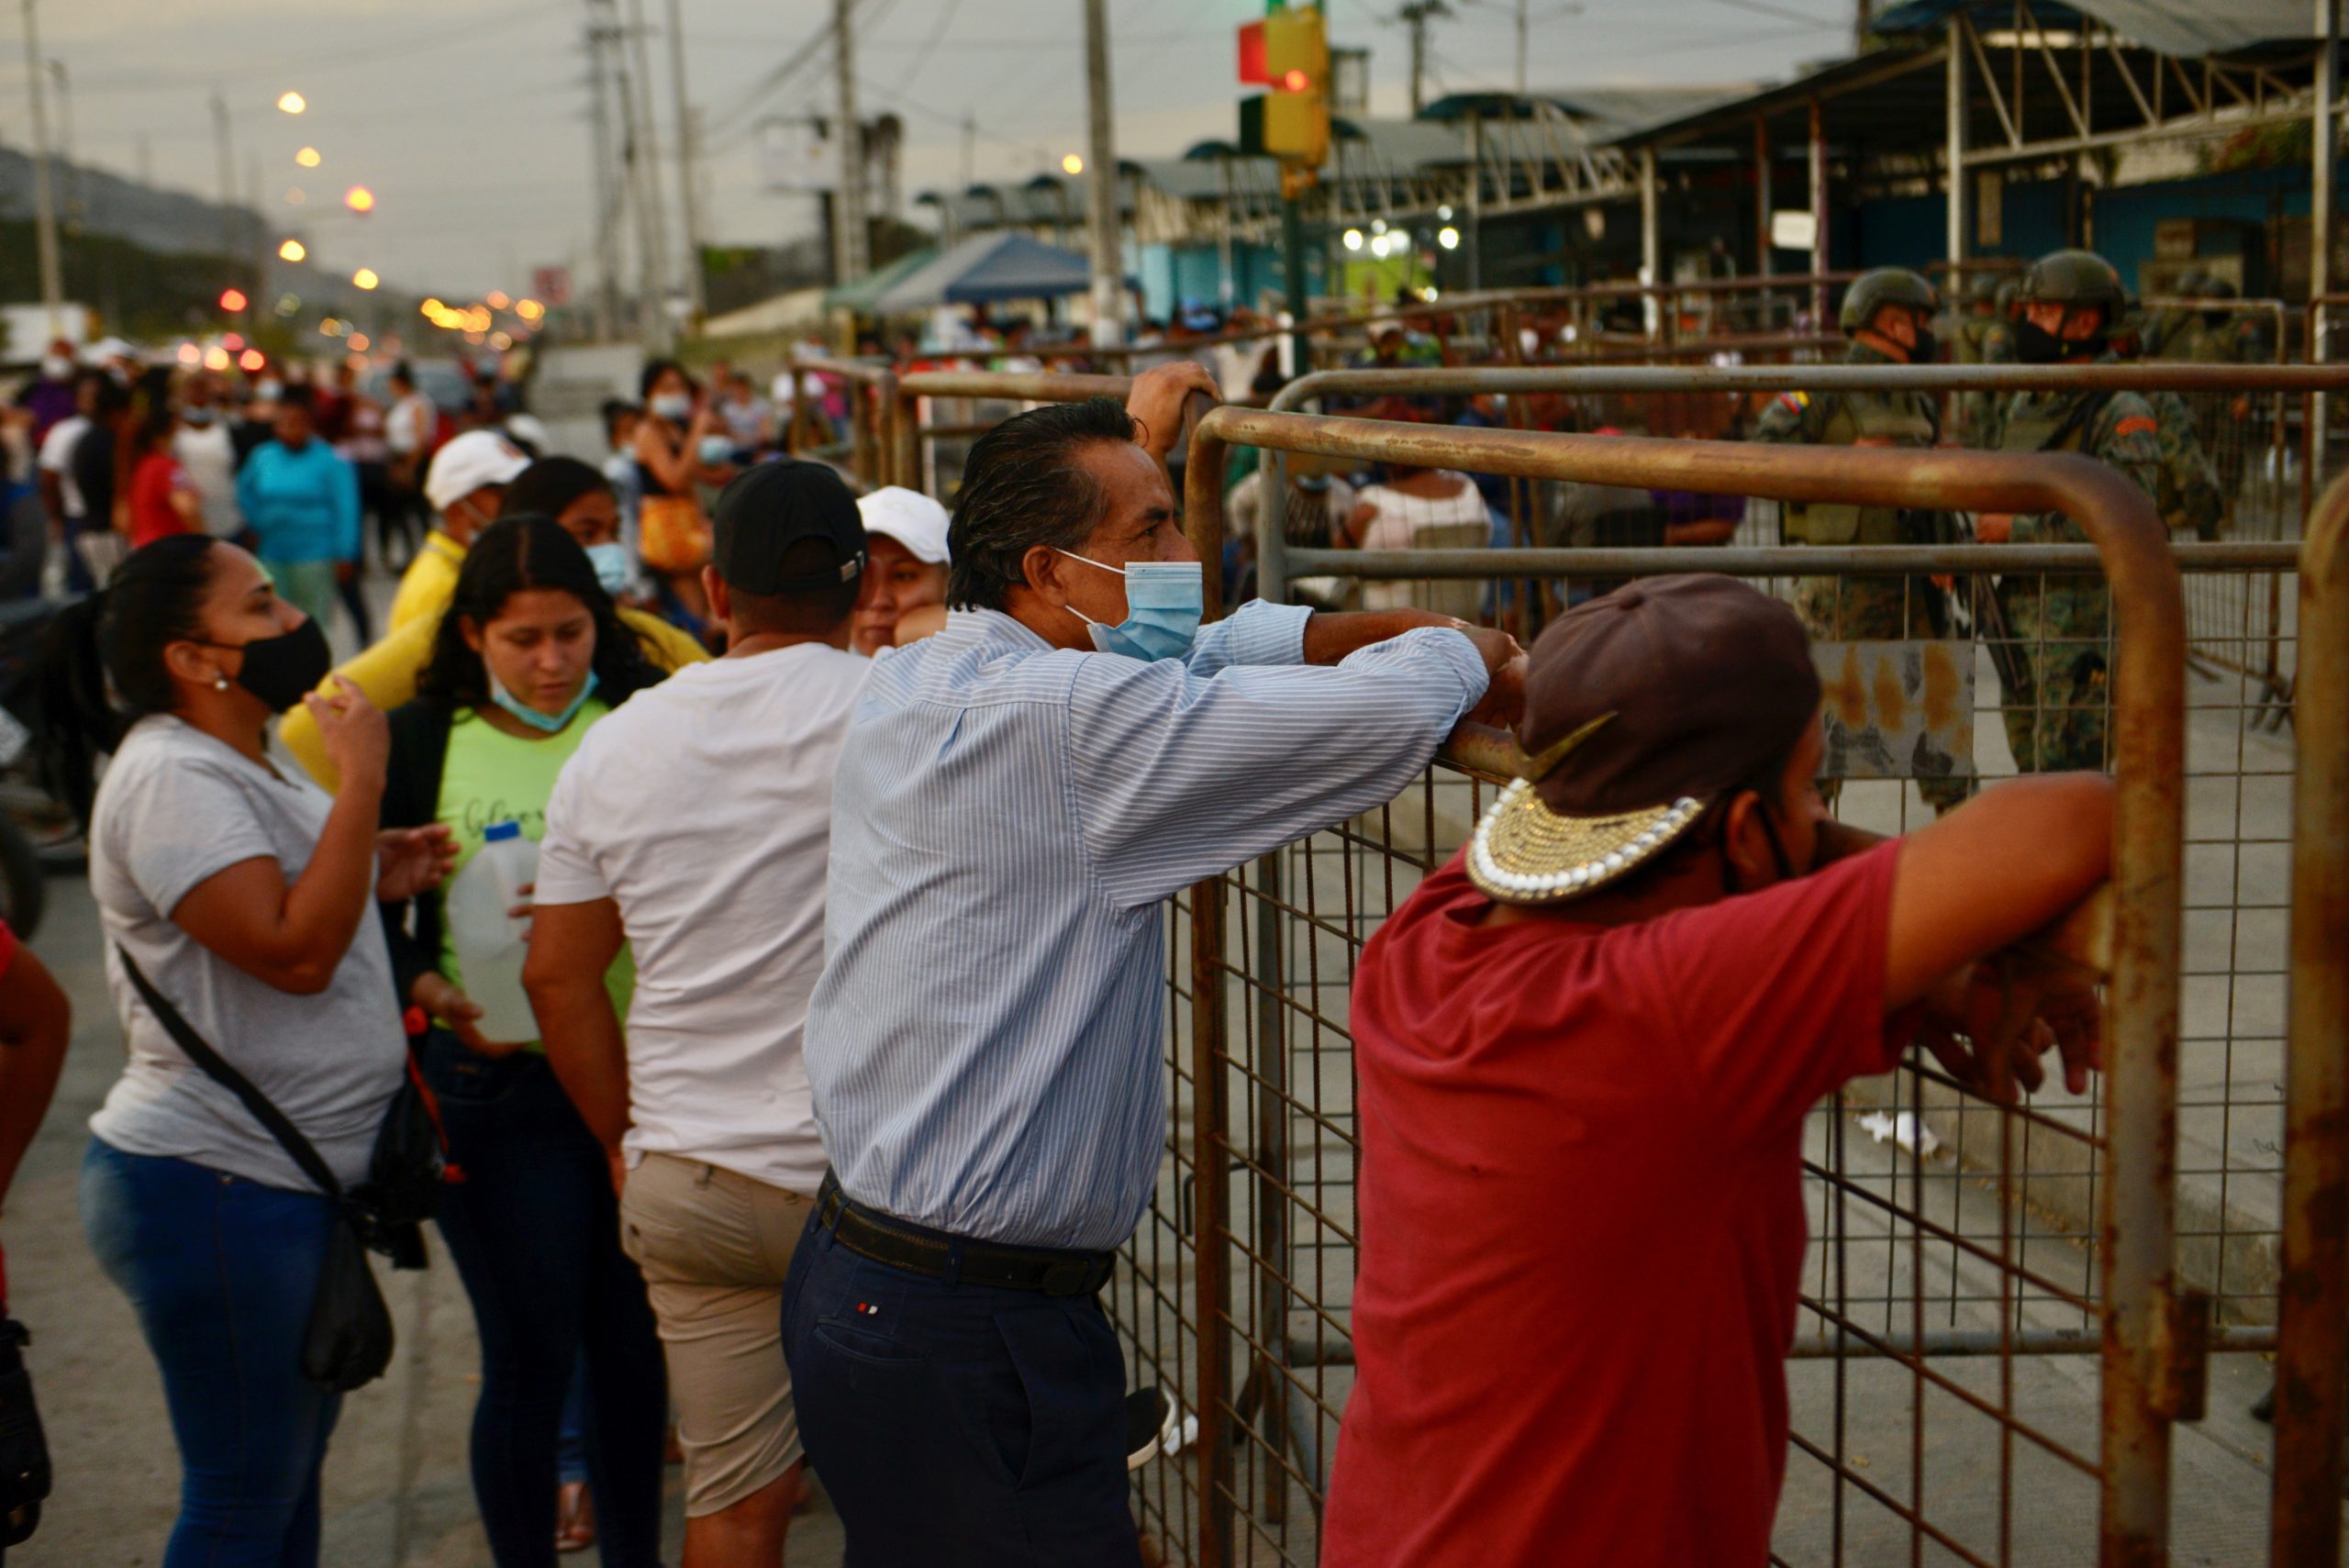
[
  {"left": 278, "top": 238, "right": 306, "bottom": 261},
  {"left": 349, "top": 332, "right": 371, "bottom": 351},
  {"left": 277, "top": 91, "right": 306, "bottom": 114},
  {"left": 486, "top": 290, "right": 510, "bottom": 309},
  {"left": 1438, "top": 227, "right": 1461, "bottom": 250},
  {"left": 1342, "top": 228, "right": 1364, "bottom": 250},
  {"left": 295, "top": 147, "right": 320, "bottom": 168},
  {"left": 516, "top": 298, "right": 545, "bottom": 321},
  {"left": 238, "top": 347, "right": 266, "bottom": 371},
  {"left": 343, "top": 185, "right": 374, "bottom": 214},
  {"left": 218, "top": 287, "right": 248, "bottom": 312},
  {"left": 352, "top": 267, "right": 379, "bottom": 290},
  {"left": 1061, "top": 153, "right": 1084, "bottom": 175}
]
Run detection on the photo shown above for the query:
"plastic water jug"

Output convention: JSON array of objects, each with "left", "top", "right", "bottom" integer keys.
[{"left": 443, "top": 820, "right": 540, "bottom": 1045}]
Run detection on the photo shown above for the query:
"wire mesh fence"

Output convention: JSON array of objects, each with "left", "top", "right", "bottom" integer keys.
[{"left": 1105, "top": 401, "right": 2255, "bottom": 1567}]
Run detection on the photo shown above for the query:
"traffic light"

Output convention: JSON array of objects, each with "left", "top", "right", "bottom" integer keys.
[
  {"left": 1263, "top": 6, "right": 1329, "bottom": 169},
  {"left": 1238, "top": 3, "right": 1329, "bottom": 184}
]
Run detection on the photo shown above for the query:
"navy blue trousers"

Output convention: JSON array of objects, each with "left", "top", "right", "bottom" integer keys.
[
  {"left": 781, "top": 1210, "right": 1143, "bottom": 1568},
  {"left": 422, "top": 1035, "right": 665, "bottom": 1568}
]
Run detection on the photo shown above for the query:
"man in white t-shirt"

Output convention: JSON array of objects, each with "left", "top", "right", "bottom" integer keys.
[
  {"left": 527, "top": 459, "right": 870, "bottom": 1568},
  {"left": 36, "top": 373, "right": 95, "bottom": 590}
]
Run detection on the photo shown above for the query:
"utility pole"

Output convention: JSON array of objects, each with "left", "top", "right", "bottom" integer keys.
[
  {"left": 1081, "top": 0, "right": 1123, "bottom": 344},
  {"left": 211, "top": 89, "right": 237, "bottom": 259},
  {"left": 960, "top": 111, "right": 976, "bottom": 190},
  {"left": 584, "top": 6, "right": 625, "bottom": 339},
  {"left": 1515, "top": 0, "right": 1529, "bottom": 96},
  {"left": 662, "top": 0, "right": 707, "bottom": 320},
  {"left": 621, "top": 0, "right": 673, "bottom": 346},
  {"left": 1398, "top": 1, "right": 1450, "bottom": 117},
  {"left": 48, "top": 60, "right": 78, "bottom": 230},
  {"left": 1854, "top": 0, "right": 1873, "bottom": 50},
  {"left": 833, "top": 0, "right": 869, "bottom": 284},
  {"left": 19, "top": 0, "right": 64, "bottom": 329}
]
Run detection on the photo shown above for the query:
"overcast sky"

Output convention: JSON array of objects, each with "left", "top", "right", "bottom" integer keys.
[{"left": 6, "top": 0, "right": 1859, "bottom": 299}]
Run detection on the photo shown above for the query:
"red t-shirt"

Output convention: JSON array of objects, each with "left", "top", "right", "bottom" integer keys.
[
  {"left": 128, "top": 451, "right": 195, "bottom": 549},
  {"left": 1323, "top": 841, "right": 1915, "bottom": 1568}
]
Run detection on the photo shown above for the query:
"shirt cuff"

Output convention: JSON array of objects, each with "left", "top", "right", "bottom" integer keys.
[{"left": 1196, "top": 599, "right": 1311, "bottom": 671}]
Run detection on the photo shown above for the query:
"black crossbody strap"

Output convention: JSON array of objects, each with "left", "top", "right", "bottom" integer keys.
[{"left": 116, "top": 946, "right": 344, "bottom": 1204}]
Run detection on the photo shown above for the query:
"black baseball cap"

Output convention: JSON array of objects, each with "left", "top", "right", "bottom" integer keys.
[{"left": 710, "top": 460, "right": 867, "bottom": 595}]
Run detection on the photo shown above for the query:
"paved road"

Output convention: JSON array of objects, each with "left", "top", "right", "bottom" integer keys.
[{"left": 5, "top": 873, "right": 848, "bottom": 1566}]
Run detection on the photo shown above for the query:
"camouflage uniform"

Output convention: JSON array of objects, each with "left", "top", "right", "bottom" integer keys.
[
  {"left": 1958, "top": 313, "right": 2017, "bottom": 449},
  {"left": 2143, "top": 385, "right": 2226, "bottom": 539},
  {"left": 1754, "top": 339, "right": 1967, "bottom": 807},
  {"left": 1990, "top": 388, "right": 2164, "bottom": 773}
]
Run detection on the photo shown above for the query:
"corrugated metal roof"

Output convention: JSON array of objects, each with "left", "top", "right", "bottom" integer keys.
[
  {"left": 874, "top": 231, "right": 1101, "bottom": 312},
  {"left": 1874, "top": 0, "right": 2313, "bottom": 58},
  {"left": 1419, "top": 85, "right": 1758, "bottom": 139}
]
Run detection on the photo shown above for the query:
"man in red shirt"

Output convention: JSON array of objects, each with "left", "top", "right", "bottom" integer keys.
[{"left": 1323, "top": 574, "right": 2109, "bottom": 1568}]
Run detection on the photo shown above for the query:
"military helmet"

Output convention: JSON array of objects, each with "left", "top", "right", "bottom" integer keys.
[
  {"left": 2199, "top": 274, "right": 2239, "bottom": 302},
  {"left": 2173, "top": 268, "right": 2213, "bottom": 300},
  {"left": 2021, "top": 249, "right": 2128, "bottom": 320},
  {"left": 1964, "top": 271, "right": 2001, "bottom": 307},
  {"left": 1993, "top": 279, "right": 2021, "bottom": 317},
  {"left": 1838, "top": 267, "right": 1939, "bottom": 335}
]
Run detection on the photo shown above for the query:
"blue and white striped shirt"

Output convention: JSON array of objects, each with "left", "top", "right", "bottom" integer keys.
[{"left": 804, "top": 602, "right": 1490, "bottom": 1250}]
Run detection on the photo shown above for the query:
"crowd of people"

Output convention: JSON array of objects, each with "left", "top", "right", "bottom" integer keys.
[{"left": 0, "top": 274, "right": 2130, "bottom": 1568}]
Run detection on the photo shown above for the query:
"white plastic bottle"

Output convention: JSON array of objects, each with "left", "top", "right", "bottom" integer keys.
[{"left": 442, "top": 820, "right": 541, "bottom": 1045}]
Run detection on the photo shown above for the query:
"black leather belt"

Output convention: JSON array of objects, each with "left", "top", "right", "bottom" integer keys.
[{"left": 816, "top": 1172, "right": 1115, "bottom": 1298}]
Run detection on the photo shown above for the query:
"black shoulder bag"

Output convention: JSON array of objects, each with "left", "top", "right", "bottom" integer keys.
[{"left": 117, "top": 948, "right": 453, "bottom": 1392}]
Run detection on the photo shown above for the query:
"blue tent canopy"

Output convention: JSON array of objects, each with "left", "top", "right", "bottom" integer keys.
[{"left": 874, "top": 231, "right": 1119, "bottom": 313}]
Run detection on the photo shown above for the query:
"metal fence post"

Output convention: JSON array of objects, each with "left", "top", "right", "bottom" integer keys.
[{"left": 2270, "top": 469, "right": 2349, "bottom": 1562}]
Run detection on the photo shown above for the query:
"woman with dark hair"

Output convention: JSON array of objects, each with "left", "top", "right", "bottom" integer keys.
[
  {"left": 43, "top": 534, "right": 453, "bottom": 1568},
  {"left": 234, "top": 385, "right": 362, "bottom": 637},
  {"left": 629, "top": 359, "right": 729, "bottom": 623},
  {"left": 502, "top": 456, "right": 635, "bottom": 604},
  {"left": 379, "top": 514, "right": 665, "bottom": 1568},
  {"left": 125, "top": 406, "right": 200, "bottom": 549}
]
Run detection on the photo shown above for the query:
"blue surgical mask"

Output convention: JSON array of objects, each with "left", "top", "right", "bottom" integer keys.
[
  {"left": 182, "top": 407, "right": 217, "bottom": 428},
  {"left": 697, "top": 434, "right": 735, "bottom": 465},
  {"left": 1056, "top": 551, "right": 1203, "bottom": 662},
  {"left": 584, "top": 542, "right": 631, "bottom": 597},
  {"left": 487, "top": 668, "right": 599, "bottom": 734},
  {"left": 650, "top": 392, "right": 692, "bottom": 422}
]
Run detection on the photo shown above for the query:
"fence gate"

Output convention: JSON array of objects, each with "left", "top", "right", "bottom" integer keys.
[{"left": 1108, "top": 407, "right": 2208, "bottom": 1568}]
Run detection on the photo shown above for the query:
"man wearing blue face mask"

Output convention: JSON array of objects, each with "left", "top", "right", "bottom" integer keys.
[{"left": 785, "top": 361, "right": 1527, "bottom": 1567}]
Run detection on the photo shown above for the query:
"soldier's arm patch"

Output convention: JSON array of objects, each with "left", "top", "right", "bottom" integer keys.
[
  {"left": 2114, "top": 416, "right": 2159, "bottom": 438},
  {"left": 1778, "top": 391, "right": 1809, "bottom": 412}
]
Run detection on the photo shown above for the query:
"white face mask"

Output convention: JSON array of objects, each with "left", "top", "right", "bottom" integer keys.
[{"left": 39, "top": 355, "right": 72, "bottom": 381}]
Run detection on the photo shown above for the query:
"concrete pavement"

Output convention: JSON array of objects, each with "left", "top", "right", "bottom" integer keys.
[{"left": 3, "top": 873, "right": 847, "bottom": 1567}]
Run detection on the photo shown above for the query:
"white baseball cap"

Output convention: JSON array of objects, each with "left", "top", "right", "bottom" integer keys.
[
  {"left": 856, "top": 485, "right": 952, "bottom": 565},
  {"left": 425, "top": 429, "right": 532, "bottom": 513}
]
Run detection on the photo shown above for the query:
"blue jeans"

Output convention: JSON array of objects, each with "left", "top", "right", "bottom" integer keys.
[
  {"left": 80, "top": 1139, "right": 342, "bottom": 1568},
  {"left": 421, "top": 1035, "right": 664, "bottom": 1568},
  {"left": 781, "top": 1210, "right": 1142, "bottom": 1568}
]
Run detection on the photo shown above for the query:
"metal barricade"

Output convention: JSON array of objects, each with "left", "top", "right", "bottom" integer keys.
[
  {"left": 1129, "top": 408, "right": 2205, "bottom": 1567},
  {"left": 886, "top": 370, "right": 1130, "bottom": 499},
  {"left": 2269, "top": 468, "right": 2349, "bottom": 1565},
  {"left": 784, "top": 357, "right": 898, "bottom": 490}
]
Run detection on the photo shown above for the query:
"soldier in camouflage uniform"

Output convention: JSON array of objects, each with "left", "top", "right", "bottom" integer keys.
[
  {"left": 2185, "top": 275, "right": 2263, "bottom": 500},
  {"left": 2110, "top": 305, "right": 2227, "bottom": 539},
  {"left": 1958, "top": 277, "right": 2021, "bottom": 447},
  {"left": 1983, "top": 249, "right": 2164, "bottom": 775},
  {"left": 1753, "top": 267, "right": 1967, "bottom": 808}
]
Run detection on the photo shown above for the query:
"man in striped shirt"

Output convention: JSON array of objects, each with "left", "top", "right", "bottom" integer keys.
[{"left": 785, "top": 362, "right": 1523, "bottom": 1565}]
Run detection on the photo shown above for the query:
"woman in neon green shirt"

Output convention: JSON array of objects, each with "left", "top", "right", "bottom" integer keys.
[{"left": 378, "top": 514, "right": 666, "bottom": 1568}]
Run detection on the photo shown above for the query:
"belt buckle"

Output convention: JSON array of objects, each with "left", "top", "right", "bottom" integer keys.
[{"left": 1040, "top": 1259, "right": 1099, "bottom": 1297}]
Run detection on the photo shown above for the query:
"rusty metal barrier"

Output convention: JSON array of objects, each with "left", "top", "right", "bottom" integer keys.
[
  {"left": 784, "top": 357, "right": 899, "bottom": 489},
  {"left": 2269, "top": 468, "right": 2349, "bottom": 1565},
  {"left": 1261, "top": 362, "right": 2334, "bottom": 716},
  {"left": 1136, "top": 408, "right": 2199, "bottom": 1567}
]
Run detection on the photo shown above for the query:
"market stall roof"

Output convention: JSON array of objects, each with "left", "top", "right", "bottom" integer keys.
[
  {"left": 874, "top": 230, "right": 1115, "bottom": 312},
  {"left": 1873, "top": 0, "right": 2312, "bottom": 59},
  {"left": 822, "top": 247, "right": 936, "bottom": 315}
]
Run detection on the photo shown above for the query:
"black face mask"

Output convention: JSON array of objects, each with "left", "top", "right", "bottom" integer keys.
[
  {"left": 202, "top": 618, "right": 332, "bottom": 714},
  {"left": 1718, "top": 799, "right": 1802, "bottom": 895},
  {"left": 2013, "top": 318, "right": 2065, "bottom": 364},
  {"left": 1908, "top": 328, "right": 1939, "bottom": 365}
]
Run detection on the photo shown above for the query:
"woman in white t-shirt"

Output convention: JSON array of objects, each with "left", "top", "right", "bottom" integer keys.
[
  {"left": 40, "top": 534, "right": 454, "bottom": 1568},
  {"left": 1334, "top": 457, "right": 1492, "bottom": 619},
  {"left": 170, "top": 375, "right": 244, "bottom": 539}
]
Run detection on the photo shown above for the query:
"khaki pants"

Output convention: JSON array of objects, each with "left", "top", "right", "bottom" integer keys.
[{"left": 618, "top": 1152, "right": 811, "bottom": 1516}]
